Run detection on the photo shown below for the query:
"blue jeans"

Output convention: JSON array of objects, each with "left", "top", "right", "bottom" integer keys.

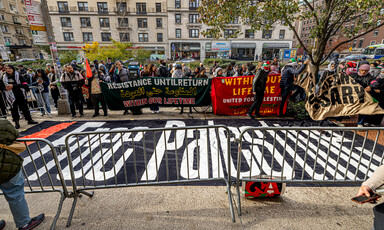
[
  {"left": 36, "top": 92, "right": 51, "bottom": 114},
  {"left": 357, "top": 115, "right": 366, "bottom": 125},
  {"left": 0, "top": 170, "right": 31, "bottom": 228}
]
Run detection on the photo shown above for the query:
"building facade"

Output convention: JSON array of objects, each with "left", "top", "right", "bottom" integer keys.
[
  {"left": 0, "top": 0, "right": 39, "bottom": 61},
  {"left": 47, "top": 0, "right": 294, "bottom": 62}
]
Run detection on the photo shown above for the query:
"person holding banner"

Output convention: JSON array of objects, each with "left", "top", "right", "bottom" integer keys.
[
  {"left": 84, "top": 69, "right": 108, "bottom": 117},
  {"left": 247, "top": 62, "right": 269, "bottom": 119}
]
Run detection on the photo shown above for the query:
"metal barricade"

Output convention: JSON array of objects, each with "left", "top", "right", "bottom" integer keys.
[
  {"left": 28, "top": 86, "right": 51, "bottom": 118},
  {"left": 0, "top": 138, "right": 70, "bottom": 230},
  {"left": 235, "top": 126, "right": 384, "bottom": 215},
  {"left": 64, "top": 125, "right": 235, "bottom": 226}
]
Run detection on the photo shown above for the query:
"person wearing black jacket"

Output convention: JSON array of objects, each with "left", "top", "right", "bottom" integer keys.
[
  {"left": 85, "top": 69, "right": 108, "bottom": 117},
  {"left": 60, "top": 65, "right": 85, "bottom": 118},
  {"left": 279, "top": 59, "right": 308, "bottom": 116},
  {"left": 247, "top": 63, "right": 269, "bottom": 119},
  {"left": 158, "top": 59, "right": 170, "bottom": 78},
  {"left": 1, "top": 65, "right": 37, "bottom": 128}
]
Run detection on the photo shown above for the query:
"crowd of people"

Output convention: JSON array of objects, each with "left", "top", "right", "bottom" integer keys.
[{"left": 0, "top": 56, "right": 383, "bottom": 128}]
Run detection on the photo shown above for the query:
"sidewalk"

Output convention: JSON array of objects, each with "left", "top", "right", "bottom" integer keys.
[{"left": 0, "top": 186, "right": 374, "bottom": 229}]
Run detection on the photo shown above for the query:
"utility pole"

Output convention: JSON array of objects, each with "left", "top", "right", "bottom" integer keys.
[{"left": 40, "top": 0, "right": 69, "bottom": 115}]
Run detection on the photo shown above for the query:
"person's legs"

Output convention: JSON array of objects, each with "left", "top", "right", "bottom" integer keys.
[
  {"left": 42, "top": 92, "right": 51, "bottom": 114},
  {"left": 357, "top": 115, "right": 366, "bottom": 126},
  {"left": 91, "top": 94, "right": 100, "bottom": 116},
  {"left": 0, "top": 170, "right": 31, "bottom": 228},
  {"left": 17, "top": 98, "right": 32, "bottom": 121},
  {"left": 0, "top": 93, "right": 8, "bottom": 115},
  {"left": 279, "top": 85, "right": 291, "bottom": 116},
  {"left": 36, "top": 92, "right": 44, "bottom": 115},
  {"left": 67, "top": 92, "right": 76, "bottom": 116},
  {"left": 77, "top": 91, "right": 84, "bottom": 116},
  {"left": 254, "top": 92, "right": 265, "bottom": 116},
  {"left": 10, "top": 102, "right": 20, "bottom": 122},
  {"left": 247, "top": 94, "right": 258, "bottom": 116},
  {"left": 99, "top": 94, "right": 108, "bottom": 115}
]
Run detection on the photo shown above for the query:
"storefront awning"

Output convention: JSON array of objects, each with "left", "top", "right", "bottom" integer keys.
[
  {"left": 263, "top": 43, "right": 290, "bottom": 49},
  {"left": 231, "top": 43, "right": 256, "bottom": 49}
]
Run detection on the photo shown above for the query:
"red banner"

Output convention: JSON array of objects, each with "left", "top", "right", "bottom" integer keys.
[{"left": 211, "top": 74, "right": 283, "bottom": 116}]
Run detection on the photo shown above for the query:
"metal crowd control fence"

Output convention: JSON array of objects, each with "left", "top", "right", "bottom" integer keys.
[
  {"left": 0, "top": 138, "right": 69, "bottom": 230},
  {"left": 28, "top": 86, "right": 51, "bottom": 118},
  {"left": 235, "top": 127, "right": 384, "bottom": 215},
  {"left": 64, "top": 125, "right": 236, "bottom": 226}
]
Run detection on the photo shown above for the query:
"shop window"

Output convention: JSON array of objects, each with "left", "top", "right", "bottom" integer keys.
[
  {"left": 120, "top": 33, "right": 130, "bottom": 42},
  {"left": 157, "top": 33, "right": 163, "bottom": 42},
  {"left": 206, "top": 42, "right": 211, "bottom": 51},
  {"left": 58, "top": 2, "right": 68, "bottom": 13},
  {"left": 139, "top": 33, "right": 148, "bottom": 42},
  {"left": 175, "top": 14, "right": 181, "bottom": 23},
  {"left": 137, "top": 3, "right": 146, "bottom": 14},
  {"left": 80, "top": 17, "right": 91, "bottom": 27},
  {"left": 279, "top": 30, "right": 285, "bottom": 39},
  {"left": 189, "top": 29, "right": 199, "bottom": 38},
  {"left": 175, "top": 0, "right": 181, "bottom": 8},
  {"left": 101, "top": 33, "right": 111, "bottom": 41},
  {"left": 78, "top": 2, "right": 88, "bottom": 11},
  {"left": 97, "top": 2, "right": 108, "bottom": 14},
  {"left": 176, "top": 29, "right": 181, "bottom": 38},
  {"left": 83, "top": 32, "right": 93, "bottom": 41},
  {"left": 245, "top": 30, "right": 254, "bottom": 38},
  {"left": 60, "top": 17, "right": 71, "bottom": 27},
  {"left": 138, "top": 18, "right": 147, "bottom": 28},
  {"left": 63, "top": 32, "right": 74, "bottom": 41},
  {"left": 189, "top": 14, "right": 199, "bottom": 23},
  {"left": 262, "top": 30, "right": 272, "bottom": 39},
  {"left": 156, "top": 18, "right": 162, "bottom": 28},
  {"left": 156, "top": 3, "right": 161, "bottom": 12},
  {"left": 99, "top": 18, "right": 110, "bottom": 27}
]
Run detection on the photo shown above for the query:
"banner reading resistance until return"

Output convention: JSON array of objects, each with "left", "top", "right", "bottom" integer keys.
[
  {"left": 100, "top": 77, "right": 211, "bottom": 110},
  {"left": 211, "top": 74, "right": 282, "bottom": 116}
]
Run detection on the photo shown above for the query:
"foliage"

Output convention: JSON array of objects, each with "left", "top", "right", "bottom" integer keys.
[
  {"left": 36, "top": 45, "right": 51, "bottom": 57},
  {"left": 132, "top": 49, "right": 152, "bottom": 65},
  {"left": 58, "top": 50, "right": 79, "bottom": 66},
  {"left": 188, "top": 61, "right": 201, "bottom": 70},
  {"left": 199, "top": 0, "right": 384, "bottom": 76},
  {"left": 6, "top": 60, "right": 52, "bottom": 70},
  {"left": 286, "top": 100, "right": 310, "bottom": 120},
  {"left": 83, "top": 39, "right": 133, "bottom": 62}
]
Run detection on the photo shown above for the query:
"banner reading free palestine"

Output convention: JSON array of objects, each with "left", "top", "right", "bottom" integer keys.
[{"left": 211, "top": 74, "right": 283, "bottom": 116}]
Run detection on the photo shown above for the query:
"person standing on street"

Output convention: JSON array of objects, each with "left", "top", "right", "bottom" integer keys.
[
  {"left": 85, "top": 68, "right": 108, "bottom": 117},
  {"left": 247, "top": 62, "right": 269, "bottom": 119},
  {"left": 48, "top": 66, "right": 60, "bottom": 108},
  {"left": 32, "top": 69, "right": 51, "bottom": 116},
  {"left": 60, "top": 65, "right": 85, "bottom": 118},
  {"left": 157, "top": 59, "right": 170, "bottom": 78}
]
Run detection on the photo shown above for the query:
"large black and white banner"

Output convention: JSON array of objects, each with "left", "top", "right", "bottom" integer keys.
[{"left": 20, "top": 120, "right": 384, "bottom": 186}]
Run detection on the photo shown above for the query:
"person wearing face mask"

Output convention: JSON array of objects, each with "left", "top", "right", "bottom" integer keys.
[
  {"left": 247, "top": 62, "right": 269, "bottom": 119},
  {"left": 319, "top": 61, "right": 336, "bottom": 84},
  {"left": 350, "top": 64, "right": 375, "bottom": 127},
  {"left": 364, "top": 68, "right": 384, "bottom": 126}
]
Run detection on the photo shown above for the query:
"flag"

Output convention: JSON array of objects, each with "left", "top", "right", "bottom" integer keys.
[{"left": 85, "top": 58, "right": 92, "bottom": 79}]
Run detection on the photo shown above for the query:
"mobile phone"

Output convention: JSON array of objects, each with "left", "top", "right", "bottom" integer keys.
[{"left": 352, "top": 191, "right": 381, "bottom": 204}]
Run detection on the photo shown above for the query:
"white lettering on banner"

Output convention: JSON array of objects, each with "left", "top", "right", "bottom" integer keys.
[
  {"left": 107, "top": 78, "right": 209, "bottom": 90},
  {"left": 22, "top": 121, "right": 383, "bottom": 184}
]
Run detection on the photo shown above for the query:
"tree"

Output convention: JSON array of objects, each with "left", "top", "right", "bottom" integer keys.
[
  {"left": 324, "top": 36, "right": 350, "bottom": 55},
  {"left": 132, "top": 48, "right": 151, "bottom": 65},
  {"left": 83, "top": 39, "right": 133, "bottom": 62},
  {"left": 198, "top": 0, "right": 384, "bottom": 77},
  {"left": 58, "top": 50, "right": 79, "bottom": 66}
]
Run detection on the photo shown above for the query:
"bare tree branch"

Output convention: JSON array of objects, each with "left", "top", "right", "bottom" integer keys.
[{"left": 302, "top": 0, "right": 319, "bottom": 25}]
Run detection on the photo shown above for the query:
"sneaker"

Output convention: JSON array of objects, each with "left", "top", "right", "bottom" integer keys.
[
  {"left": 155, "top": 110, "right": 160, "bottom": 113},
  {"left": 19, "top": 213, "right": 45, "bottom": 230},
  {"left": 79, "top": 114, "right": 84, "bottom": 118},
  {"left": 103, "top": 112, "right": 108, "bottom": 116},
  {"left": 357, "top": 124, "right": 364, "bottom": 127},
  {"left": 151, "top": 110, "right": 156, "bottom": 114},
  {"left": 246, "top": 113, "right": 254, "bottom": 119},
  {"left": 15, "top": 121, "right": 20, "bottom": 129},
  {"left": 0, "top": 220, "right": 5, "bottom": 230},
  {"left": 27, "top": 120, "right": 38, "bottom": 125},
  {"left": 92, "top": 113, "right": 99, "bottom": 117},
  {"left": 71, "top": 114, "right": 76, "bottom": 119},
  {"left": 123, "top": 110, "right": 129, "bottom": 115}
]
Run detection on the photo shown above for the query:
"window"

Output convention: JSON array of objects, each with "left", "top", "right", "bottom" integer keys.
[
  {"left": 262, "top": 30, "right": 272, "bottom": 39},
  {"left": 137, "top": 3, "right": 146, "bottom": 14},
  {"left": 138, "top": 18, "right": 147, "bottom": 28},
  {"left": 83, "top": 32, "right": 93, "bottom": 41},
  {"left": 0, "top": 14, "right": 4, "bottom": 21},
  {"left": 156, "top": 18, "right": 162, "bottom": 28},
  {"left": 16, "top": 28, "right": 24, "bottom": 34},
  {"left": 138, "top": 33, "right": 148, "bottom": 42},
  {"left": 189, "top": 14, "right": 199, "bottom": 23},
  {"left": 156, "top": 3, "right": 161, "bottom": 12},
  {"left": 99, "top": 18, "right": 110, "bottom": 27},
  {"left": 352, "top": 39, "right": 357, "bottom": 48},
  {"left": 119, "top": 33, "right": 129, "bottom": 42},
  {"left": 245, "top": 29, "right": 254, "bottom": 38},
  {"left": 371, "top": 41, "right": 376, "bottom": 45},
  {"left": 373, "top": 30, "right": 379, "bottom": 36},
  {"left": 279, "top": 30, "right": 285, "bottom": 39},
  {"left": 18, "top": 39, "right": 26, "bottom": 45},
  {"left": 1, "top": 25, "right": 9, "bottom": 33},
  {"left": 157, "top": 33, "right": 163, "bottom": 42},
  {"left": 175, "top": 0, "right": 181, "bottom": 8},
  {"left": 57, "top": 2, "right": 69, "bottom": 13},
  {"left": 229, "top": 17, "right": 238, "bottom": 24},
  {"left": 80, "top": 17, "right": 91, "bottom": 27},
  {"left": 4, "top": 37, "right": 11, "bottom": 44},
  {"left": 60, "top": 17, "right": 71, "bottom": 27},
  {"left": 9, "top": 4, "right": 18, "bottom": 13},
  {"left": 78, "top": 2, "right": 88, "bottom": 11},
  {"left": 175, "top": 14, "right": 181, "bottom": 23},
  {"left": 12, "top": 16, "right": 20, "bottom": 24},
  {"left": 101, "top": 32, "right": 111, "bottom": 41},
  {"left": 224, "top": 29, "right": 237, "bottom": 38},
  {"left": 97, "top": 2, "right": 108, "bottom": 14},
  {"left": 176, "top": 29, "right": 181, "bottom": 38},
  {"left": 63, "top": 32, "right": 74, "bottom": 41},
  {"left": 189, "top": 29, "right": 199, "bottom": 38},
  {"left": 118, "top": 18, "right": 129, "bottom": 27},
  {"left": 358, "top": 39, "right": 364, "bottom": 48},
  {"left": 382, "top": 39, "right": 384, "bottom": 44},
  {"left": 189, "top": 0, "right": 199, "bottom": 9},
  {"left": 116, "top": 2, "right": 127, "bottom": 12}
]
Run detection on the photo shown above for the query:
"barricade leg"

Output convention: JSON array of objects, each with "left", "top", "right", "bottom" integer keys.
[
  {"left": 66, "top": 195, "right": 78, "bottom": 227},
  {"left": 236, "top": 183, "right": 242, "bottom": 215},
  {"left": 225, "top": 180, "right": 235, "bottom": 222},
  {"left": 50, "top": 192, "right": 66, "bottom": 230}
]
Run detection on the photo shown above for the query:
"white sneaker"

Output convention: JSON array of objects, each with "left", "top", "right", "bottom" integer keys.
[
  {"left": 357, "top": 124, "right": 364, "bottom": 127},
  {"left": 151, "top": 111, "right": 156, "bottom": 114},
  {"left": 155, "top": 110, "right": 160, "bottom": 113}
]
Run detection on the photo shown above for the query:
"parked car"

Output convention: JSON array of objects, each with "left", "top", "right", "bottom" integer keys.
[
  {"left": 340, "top": 55, "right": 368, "bottom": 62},
  {"left": 180, "top": 58, "right": 197, "bottom": 63}
]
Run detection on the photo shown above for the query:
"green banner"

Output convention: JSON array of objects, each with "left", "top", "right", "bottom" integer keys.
[{"left": 100, "top": 77, "right": 212, "bottom": 110}]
